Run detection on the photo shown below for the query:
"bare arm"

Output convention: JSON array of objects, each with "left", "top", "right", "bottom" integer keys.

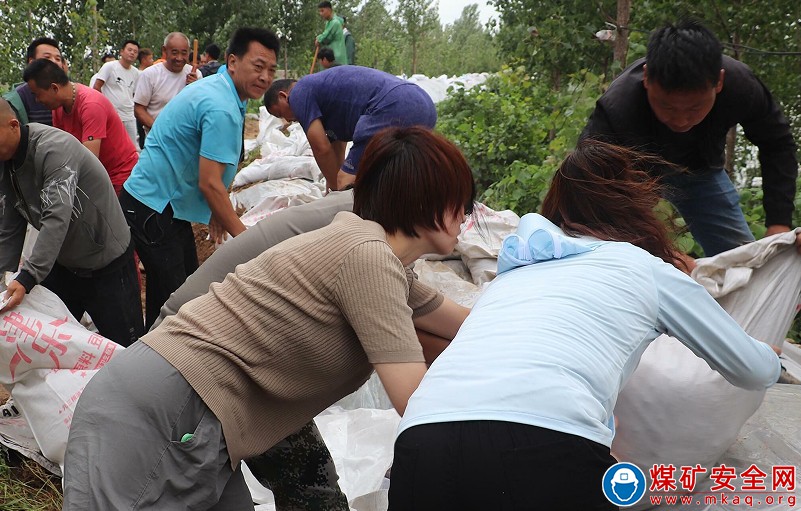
[
  {"left": 373, "top": 362, "right": 427, "bottom": 416},
  {"left": 416, "top": 328, "right": 452, "bottom": 365},
  {"left": 134, "top": 103, "right": 155, "bottom": 130},
  {"left": 413, "top": 297, "right": 470, "bottom": 340},
  {"left": 331, "top": 141, "right": 354, "bottom": 189},
  {"left": 93, "top": 79, "right": 105, "bottom": 92},
  {"left": 198, "top": 156, "right": 246, "bottom": 243},
  {"left": 83, "top": 139, "right": 102, "bottom": 158},
  {"left": 765, "top": 225, "right": 791, "bottom": 236},
  {"left": 306, "top": 119, "right": 343, "bottom": 190},
  {"left": 332, "top": 140, "right": 347, "bottom": 162}
]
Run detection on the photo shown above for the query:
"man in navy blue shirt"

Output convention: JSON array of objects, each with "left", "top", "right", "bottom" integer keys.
[{"left": 264, "top": 66, "right": 436, "bottom": 190}]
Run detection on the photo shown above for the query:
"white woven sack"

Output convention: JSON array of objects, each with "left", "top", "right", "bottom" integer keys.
[
  {"left": 612, "top": 230, "right": 801, "bottom": 479},
  {"left": 0, "top": 285, "right": 123, "bottom": 472}
]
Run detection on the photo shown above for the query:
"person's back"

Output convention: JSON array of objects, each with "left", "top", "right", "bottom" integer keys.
[
  {"left": 399, "top": 235, "right": 666, "bottom": 443},
  {"left": 337, "top": 16, "right": 356, "bottom": 65},
  {"left": 6, "top": 123, "right": 130, "bottom": 272},
  {"left": 2, "top": 86, "right": 29, "bottom": 125},
  {"left": 290, "top": 66, "right": 411, "bottom": 141},
  {"left": 53, "top": 84, "right": 139, "bottom": 193},
  {"left": 14, "top": 83, "right": 52, "bottom": 125}
]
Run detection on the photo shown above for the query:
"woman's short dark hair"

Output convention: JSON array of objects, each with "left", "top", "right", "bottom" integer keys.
[
  {"left": 541, "top": 139, "right": 685, "bottom": 269},
  {"left": 353, "top": 127, "right": 476, "bottom": 237}
]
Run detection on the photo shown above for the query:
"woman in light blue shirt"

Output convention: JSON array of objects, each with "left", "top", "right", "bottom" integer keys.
[{"left": 388, "top": 140, "right": 781, "bottom": 511}]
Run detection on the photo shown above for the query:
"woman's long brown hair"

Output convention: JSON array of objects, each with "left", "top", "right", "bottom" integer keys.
[{"left": 541, "top": 139, "right": 687, "bottom": 270}]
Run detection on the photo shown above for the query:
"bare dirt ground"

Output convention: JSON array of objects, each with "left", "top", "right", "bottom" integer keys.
[{"left": 244, "top": 115, "right": 260, "bottom": 139}]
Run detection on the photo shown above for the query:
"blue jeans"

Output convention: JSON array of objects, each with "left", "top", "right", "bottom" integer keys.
[{"left": 661, "top": 169, "right": 755, "bottom": 256}]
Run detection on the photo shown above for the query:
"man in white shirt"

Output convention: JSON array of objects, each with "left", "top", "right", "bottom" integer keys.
[
  {"left": 94, "top": 40, "right": 141, "bottom": 147},
  {"left": 133, "top": 32, "right": 201, "bottom": 134}
]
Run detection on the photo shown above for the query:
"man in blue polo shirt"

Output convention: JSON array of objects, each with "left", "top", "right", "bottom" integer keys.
[{"left": 120, "top": 27, "right": 279, "bottom": 328}]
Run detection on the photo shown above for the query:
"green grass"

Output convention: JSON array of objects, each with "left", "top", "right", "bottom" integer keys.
[{"left": 0, "top": 448, "right": 62, "bottom": 511}]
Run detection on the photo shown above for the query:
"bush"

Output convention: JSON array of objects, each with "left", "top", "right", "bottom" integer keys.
[
  {"left": 437, "top": 66, "right": 603, "bottom": 215},
  {"left": 438, "top": 69, "right": 801, "bottom": 341}
]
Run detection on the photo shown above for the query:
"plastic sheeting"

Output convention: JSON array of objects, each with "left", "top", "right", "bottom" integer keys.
[
  {"left": 403, "top": 73, "right": 489, "bottom": 104},
  {"left": 455, "top": 203, "right": 520, "bottom": 285}
]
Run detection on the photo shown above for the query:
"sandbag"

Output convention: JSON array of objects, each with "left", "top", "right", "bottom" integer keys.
[
  {"left": 232, "top": 155, "right": 322, "bottom": 188},
  {"left": 415, "top": 260, "right": 482, "bottom": 307},
  {"left": 456, "top": 203, "right": 519, "bottom": 285},
  {"left": 612, "top": 230, "right": 801, "bottom": 509},
  {"left": 230, "top": 179, "right": 325, "bottom": 229},
  {"left": 0, "top": 284, "right": 123, "bottom": 473}
]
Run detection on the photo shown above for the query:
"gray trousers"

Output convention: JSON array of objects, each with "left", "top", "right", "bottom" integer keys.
[{"left": 63, "top": 342, "right": 253, "bottom": 510}]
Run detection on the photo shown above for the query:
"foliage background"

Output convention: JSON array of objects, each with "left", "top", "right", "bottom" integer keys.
[
  {"left": 0, "top": 0, "right": 500, "bottom": 87},
  {"left": 0, "top": 0, "right": 798, "bottom": 269}
]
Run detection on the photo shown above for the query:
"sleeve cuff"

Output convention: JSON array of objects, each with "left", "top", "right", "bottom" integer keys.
[{"left": 14, "top": 270, "right": 36, "bottom": 293}]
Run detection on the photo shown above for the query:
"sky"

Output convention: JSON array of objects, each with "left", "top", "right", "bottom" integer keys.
[{"left": 435, "top": 0, "right": 498, "bottom": 26}]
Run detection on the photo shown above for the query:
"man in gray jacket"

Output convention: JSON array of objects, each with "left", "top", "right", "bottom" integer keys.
[{"left": 0, "top": 98, "right": 143, "bottom": 347}]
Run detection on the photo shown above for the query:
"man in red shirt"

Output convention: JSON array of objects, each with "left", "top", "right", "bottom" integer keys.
[{"left": 23, "top": 58, "right": 138, "bottom": 194}]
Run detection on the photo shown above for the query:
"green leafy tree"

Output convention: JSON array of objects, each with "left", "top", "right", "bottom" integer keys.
[
  {"left": 442, "top": 4, "right": 500, "bottom": 75},
  {"left": 437, "top": 66, "right": 603, "bottom": 214},
  {"left": 413, "top": 4, "right": 499, "bottom": 76},
  {"left": 395, "top": 0, "right": 439, "bottom": 74},
  {"left": 489, "top": 0, "right": 615, "bottom": 87},
  {"left": 0, "top": 0, "right": 51, "bottom": 87},
  {"left": 349, "top": 0, "right": 404, "bottom": 73},
  {"left": 101, "top": 0, "right": 179, "bottom": 56}
]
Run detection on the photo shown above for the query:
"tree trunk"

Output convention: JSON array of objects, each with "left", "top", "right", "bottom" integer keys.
[
  {"left": 725, "top": 127, "right": 736, "bottom": 174},
  {"left": 613, "top": 0, "right": 631, "bottom": 75},
  {"left": 724, "top": 33, "right": 740, "bottom": 174},
  {"left": 412, "top": 40, "right": 418, "bottom": 75},
  {"left": 92, "top": 3, "right": 99, "bottom": 68}
]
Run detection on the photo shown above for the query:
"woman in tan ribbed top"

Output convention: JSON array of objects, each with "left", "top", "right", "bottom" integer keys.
[{"left": 62, "top": 127, "right": 476, "bottom": 510}]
